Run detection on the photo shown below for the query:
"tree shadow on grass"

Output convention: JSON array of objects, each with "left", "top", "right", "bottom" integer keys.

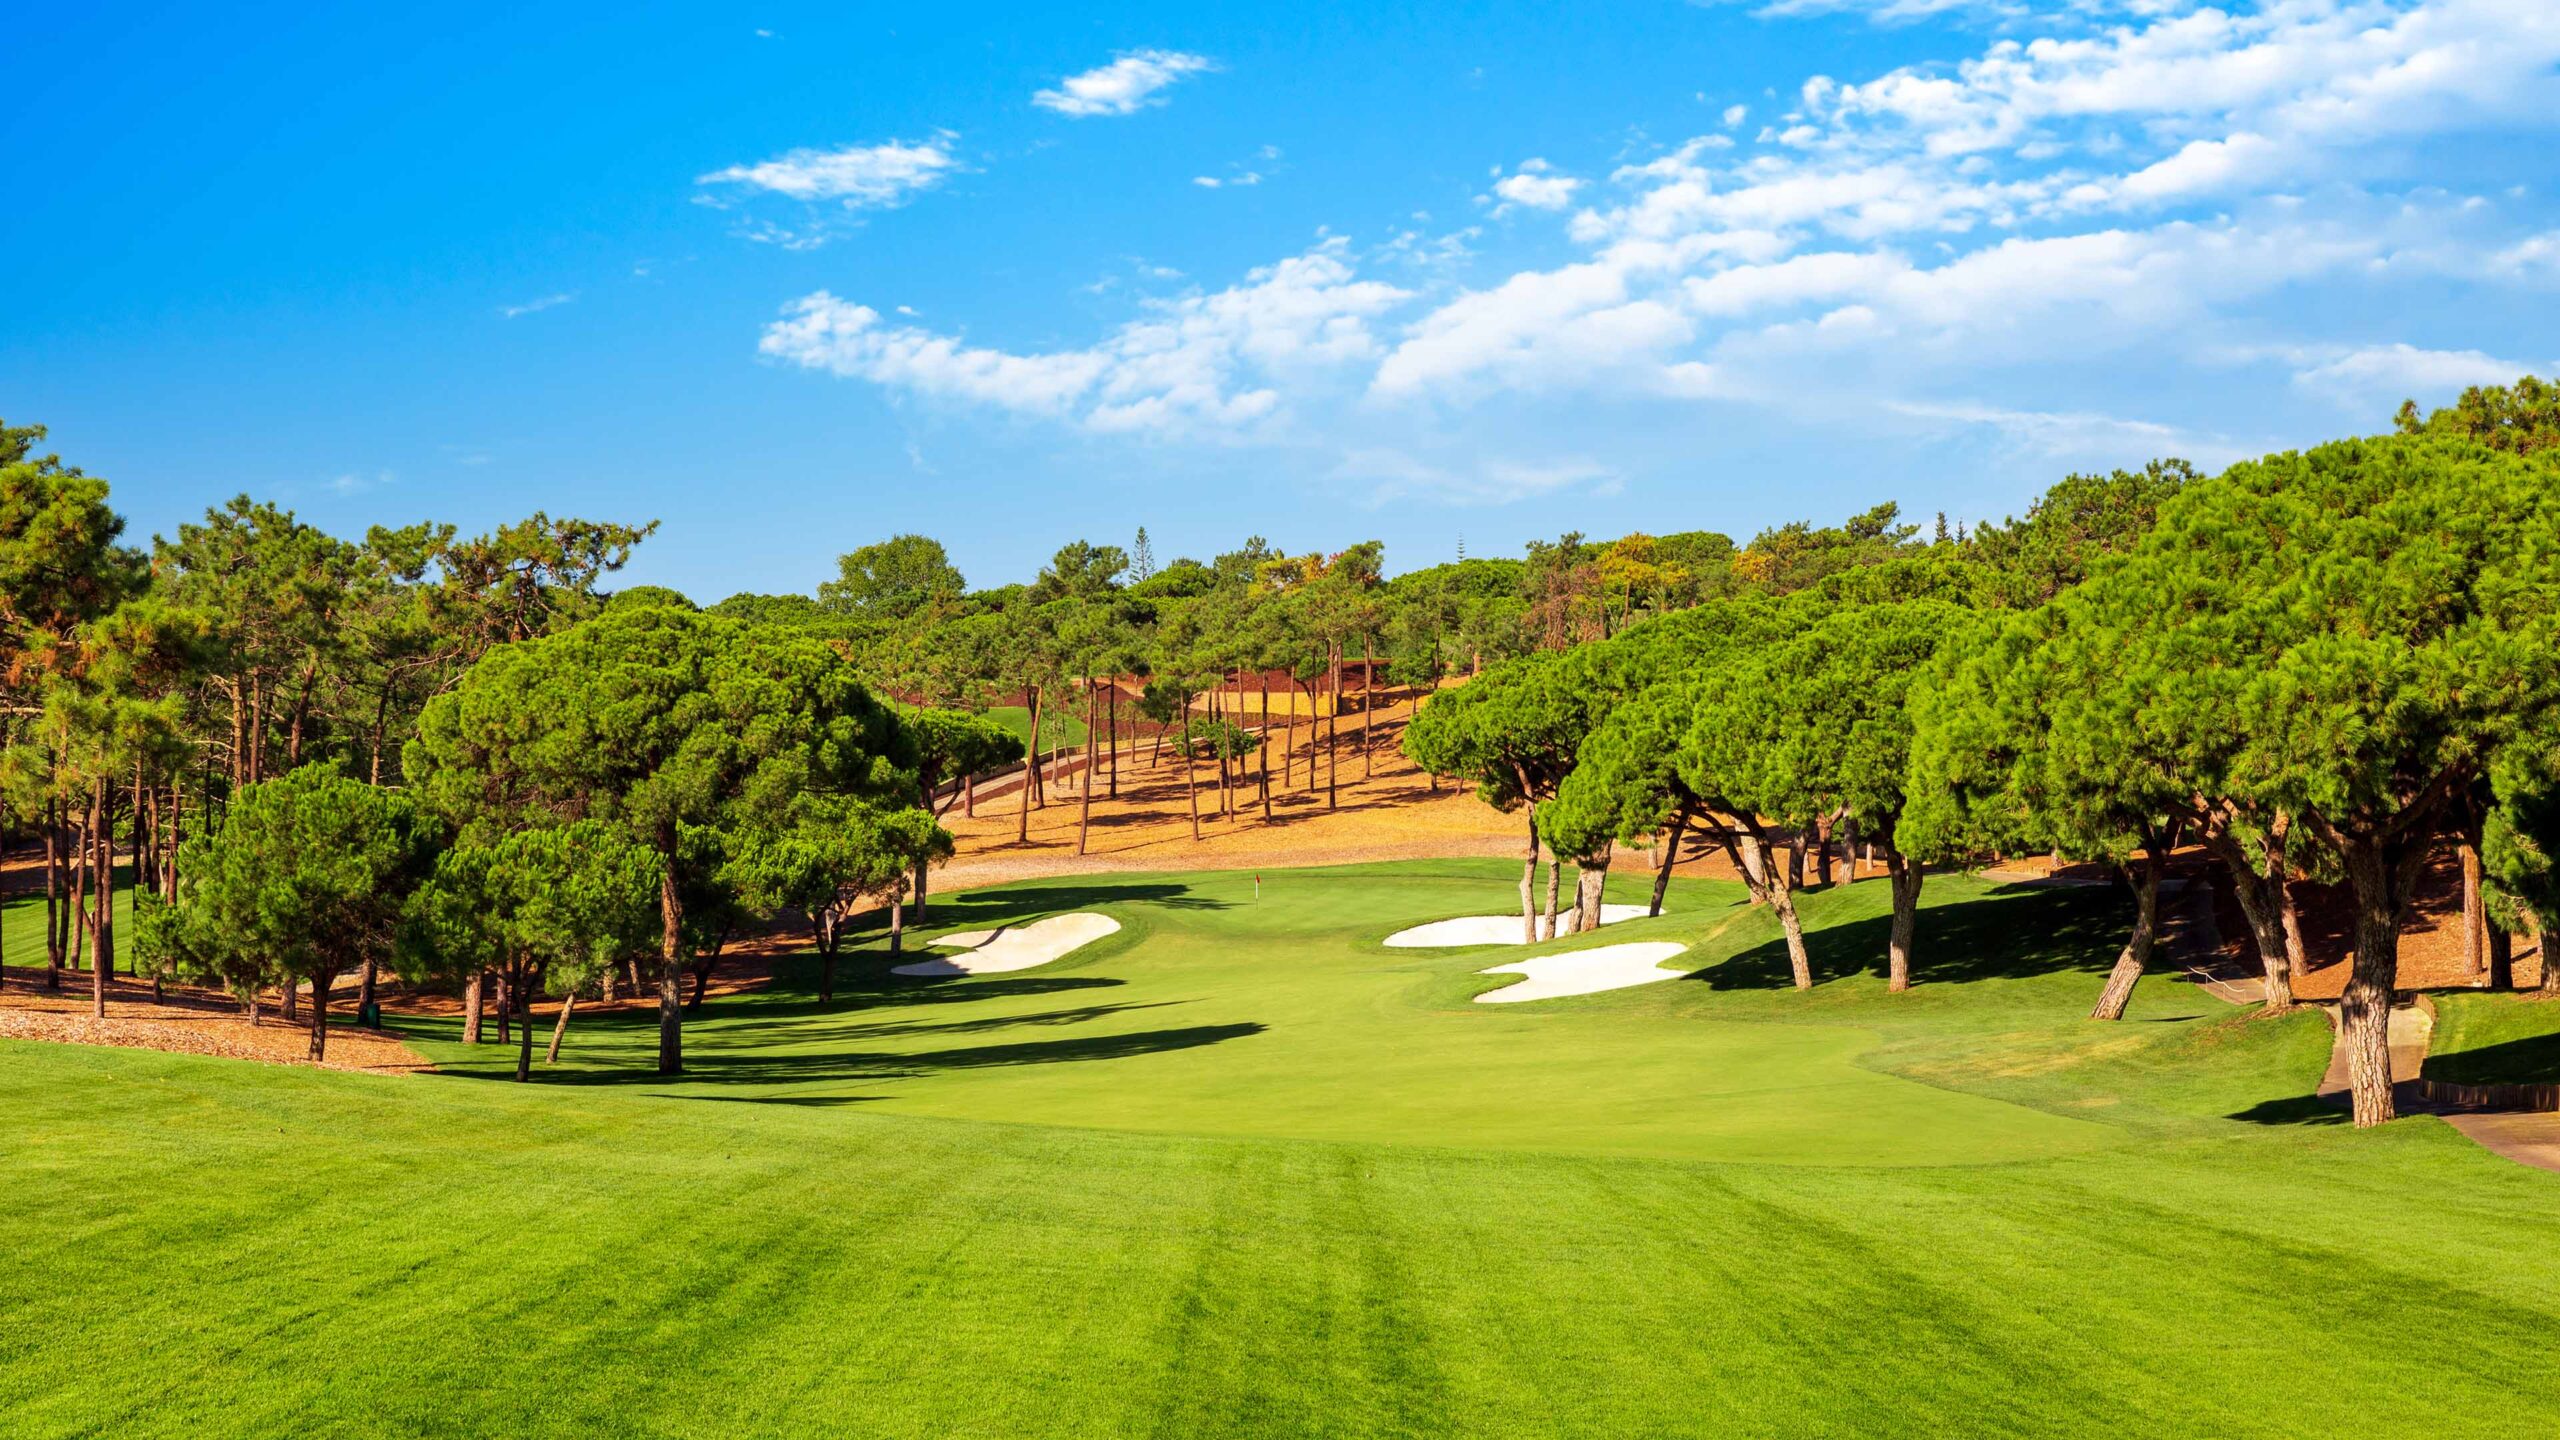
[
  {"left": 511, "top": 1021, "right": 1269, "bottom": 1090},
  {"left": 1696, "top": 883, "right": 2130, "bottom": 991},
  {"left": 2226, "top": 1094, "right": 2347, "bottom": 1126},
  {"left": 2424, "top": 1030, "right": 2560, "bottom": 1087},
  {"left": 706, "top": 999, "right": 1190, "bottom": 1044}
]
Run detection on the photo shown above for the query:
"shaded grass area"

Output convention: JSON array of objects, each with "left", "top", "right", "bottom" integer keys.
[
  {"left": 1, "top": 865, "right": 137, "bottom": 977},
  {"left": 6, "top": 860, "right": 2558, "bottom": 1438},
  {"left": 2428, "top": 991, "right": 2560, "bottom": 1085},
  {"left": 983, "top": 703, "right": 1089, "bottom": 751}
]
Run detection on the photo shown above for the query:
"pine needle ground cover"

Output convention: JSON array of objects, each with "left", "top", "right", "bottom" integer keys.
[{"left": 5, "top": 863, "right": 2553, "bottom": 1438}]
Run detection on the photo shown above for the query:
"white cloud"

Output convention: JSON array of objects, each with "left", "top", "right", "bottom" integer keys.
[
  {"left": 756, "top": 1, "right": 2560, "bottom": 492},
  {"left": 763, "top": 239, "right": 1409, "bottom": 435},
  {"left": 696, "top": 137, "right": 960, "bottom": 206},
  {"left": 500, "top": 293, "right": 575, "bottom": 318},
  {"left": 2287, "top": 342, "right": 2546, "bottom": 404},
  {"left": 1034, "top": 50, "right": 1218, "bottom": 117},
  {"left": 1489, "top": 159, "right": 1583, "bottom": 213}
]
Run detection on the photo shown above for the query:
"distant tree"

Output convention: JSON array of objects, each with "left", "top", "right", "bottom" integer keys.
[
  {"left": 1405, "top": 650, "right": 1600, "bottom": 941},
  {"left": 604, "top": 585, "right": 696, "bottom": 612},
  {"left": 407, "top": 606, "right": 916, "bottom": 1075},
  {"left": 2395, "top": 374, "right": 2560, "bottom": 455},
  {"left": 1131, "top": 527, "right": 1156, "bottom": 582},
  {"left": 1966, "top": 460, "right": 2198, "bottom": 605},
  {"left": 819, "top": 535, "right": 965, "bottom": 617},
  {"left": 165, "top": 765, "right": 432, "bottom": 1060},
  {"left": 406, "top": 821, "right": 662, "bottom": 1078},
  {"left": 1031, "top": 540, "right": 1130, "bottom": 602},
  {"left": 897, "top": 707, "right": 1023, "bottom": 916},
  {"left": 1128, "top": 557, "right": 1218, "bottom": 600}
]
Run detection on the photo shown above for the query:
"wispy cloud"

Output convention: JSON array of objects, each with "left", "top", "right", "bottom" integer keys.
[
  {"left": 1033, "top": 50, "right": 1217, "bottom": 118},
  {"left": 500, "top": 292, "right": 575, "bottom": 319},
  {"left": 697, "top": 136, "right": 960, "bottom": 206},
  {"left": 1334, "top": 449, "right": 1620, "bottom": 507}
]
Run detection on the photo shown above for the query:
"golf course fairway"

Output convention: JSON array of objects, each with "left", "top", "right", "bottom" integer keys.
[{"left": 5, "top": 861, "right": 2554, "bottom": 1438}]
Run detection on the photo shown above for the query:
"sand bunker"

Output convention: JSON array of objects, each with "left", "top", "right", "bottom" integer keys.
[
  {"left": 893, "top": 913, "right": 1122, "bottom": 977},
  {"left": 1384, "top": 904, "right": 1651, "bottom": 949},
  {"left": 1474, "top": 942, "right": 1692, "bottom": 1004}
]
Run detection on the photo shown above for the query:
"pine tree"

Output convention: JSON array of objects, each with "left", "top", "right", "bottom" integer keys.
[{"left": 1131, "top": 527, "right": 1156, "bottom": 582}]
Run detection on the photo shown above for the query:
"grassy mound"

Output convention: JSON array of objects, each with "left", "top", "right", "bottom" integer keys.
[
  {"left": 4, "top": 862, "right": 2554, "bottom": 1438},
  {"left": 2428, "top": 991, "right": 2560, "bottom": 1085}
]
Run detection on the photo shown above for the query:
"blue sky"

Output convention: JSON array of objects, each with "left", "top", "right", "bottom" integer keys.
[{"left": 8, "top": 1, "right": 2559, "bottom": 600}]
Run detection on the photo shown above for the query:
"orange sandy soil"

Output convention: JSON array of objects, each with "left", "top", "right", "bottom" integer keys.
[
  {"left": 1990, "top": 846, "right": 2549, "bottom": 998},
  {"left": 937, "top": 694, "right": 1534, "bottom": 891},
  {"left": 0, "top": 965, "right": 433, "bottom": 1073}
]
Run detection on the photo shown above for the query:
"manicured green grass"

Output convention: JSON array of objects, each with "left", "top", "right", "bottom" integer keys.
[
  {"left": 4, "top": 862, "right": 2555, "bottom": 1437},
  {"left": 983, "top": 703, "right": 1089, "bottom": 751},
  {"left": 2428, "top": 990, "right": 2560, "bottom": 1084},
  {"left": 2, "top": 865, "right": 136, "bottom": 976}
]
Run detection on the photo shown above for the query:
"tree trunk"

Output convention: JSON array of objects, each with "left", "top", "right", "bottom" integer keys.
[
  {"left": 963, "top": 770, "right": 976, "bottom": 819},
  {"left": 1326, "top": 644, "right": 1340, "bottom": 811},
  {"left": 657, "top": 849, "right": 685, "bottom": 1076},
  {"left": 2208, "top": 828, "right": 2296, "bottom": 1010},
  {"left": 1884, "top": 849, "right": 1923, "bottom": 992},
  {"left": 1812, "top": 813, "right": 1834, "bottom": 887},
  {"left": 1108, "top": 680, "right": 1120, "bottom": 799},
  {"left": 1540, "top": 849, "right": 1562, "bottom": 942},
  {"left": 307, "top": 968, "right": 335, "bottom": 1061},
  {"left": 1649, "top": 812, "right": 1687, "bottom": 918},
  {"left": 1183, "top": 728, "right": 1203, "bottom": 842},
  {"left": 2487, "top": 922, "right": 2515, "bottom": 992},
  {"left": 357, "top": 955, "right": 378, "bottom": 1018},
  {"left": 2460, "top": 838, "right": 2484, "bottom": 979},
  {"left": 913, "top": 853, "right": 931, "bottom": 926},
  {"left": 2336, "top": 836, "right": 2413, "bottom": 1127},
  {"left": 2089, "top": 849, "right": 2166, "bottom": 1022},
  {"left": 1077, "top": 677, "right": 1097, "bottom": 857},
  {"left": 43, "top": 803, "right": 61, "bottom": 990},
  {"left": 889, "top": 888, "right": 905, "bottom": 954},
  {"left": 465, "top": 970, "right": 484, "bottom": 1044},
  {"left": 495, "top": 968, "right": 509, "bottom": 1042},
  {"left": 1026, "top": 685, "right": 1044, "bottom": 809},
  {"left": 514, "top": 963, "right": 534, "bottom": 1081},
  {"left": 1519, "top": 805, "right": 1540, "bottom": 943},
  {"left": 1574, "top": 842, "right": 1612, "bottom": 934},
  {"left": 546, "top": 992, "right": 575, "bottom": 1064},
  {"left": 1736, "top": 823, "right": 1813, "bottom": 989},
  {"left": 1361, "top": 635, "right": 1375, "bottom": 781},
  {"left": 288, "top": 654, "right": 318, "bottom": 766}
]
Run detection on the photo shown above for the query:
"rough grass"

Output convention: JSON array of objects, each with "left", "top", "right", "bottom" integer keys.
[{"left": 4, "top": 862, "right": 2555, "bottom": 1438}]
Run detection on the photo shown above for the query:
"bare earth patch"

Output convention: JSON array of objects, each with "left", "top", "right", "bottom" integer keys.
[{"left": 0, "top": 967, "right": 433, "bottom": 1073}]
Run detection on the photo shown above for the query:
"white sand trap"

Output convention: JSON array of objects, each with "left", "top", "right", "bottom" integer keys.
[
  {"left": 1384, "top": 904, "right": 1651, "bottom": 949},
  {"left": 1474, "top": 942, "right": 1692, "bottom": 1004},
  {"left": 931, "top": 929, "right": 1000, "bottom": 949},
  {"left": 892, "top": 913, "right": 1121, "bottom": 977}
]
